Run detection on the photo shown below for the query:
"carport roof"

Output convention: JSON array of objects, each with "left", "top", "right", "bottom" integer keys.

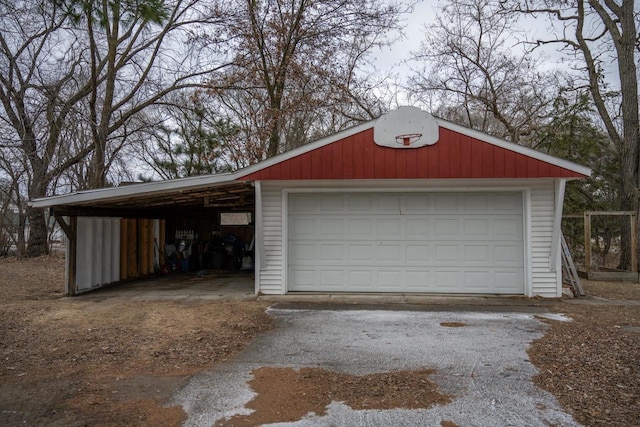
[{"left": 31, "top": 173, "right": 255, "bottom": 215}]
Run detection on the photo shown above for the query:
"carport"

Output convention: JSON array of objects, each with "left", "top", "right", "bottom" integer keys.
[{"left": 31, "top": 175, "right": 257, "bottom": 296}]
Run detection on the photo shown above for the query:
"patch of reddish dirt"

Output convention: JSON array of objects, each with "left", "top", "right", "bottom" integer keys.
[
  {"left": 218, "top": 367, "right": 451, "bottom": 426},
  {"left": 440, "top": 322, "right": 466, "bottom": 327}
]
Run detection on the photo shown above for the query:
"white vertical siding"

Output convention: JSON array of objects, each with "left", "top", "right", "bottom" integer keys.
[
  {"left": 76, "top": 217, "right": 121, "bottom": 292},
  {"left": 529, "top": 181, "right": 561, "bottom": 297},
  {"left": 258, "top": 183, "right": 285, "bottom": 294}
]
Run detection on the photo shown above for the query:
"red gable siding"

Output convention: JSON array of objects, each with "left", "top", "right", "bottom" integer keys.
[{"left": 240, "top": 127, "right": 586, "bottom": 181}]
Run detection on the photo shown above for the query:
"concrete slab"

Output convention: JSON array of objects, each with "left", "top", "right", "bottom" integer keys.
[
  {"left": 74, "top": 271, "right": 255, "bottom": 301},
  {"left": 171, "top": 307, "right": 579, "bottom": 427},
  {"left": 259, "top": 294, "right": 332, "bottom": 303},
  {"left": 329, "top": 294, "right": 407, "bottom": 304},
  {"left": 259, "top": 293, "right": 556, "bottom": 308}
]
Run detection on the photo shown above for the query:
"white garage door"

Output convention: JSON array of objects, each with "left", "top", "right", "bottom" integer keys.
[{"left": 287, "top": 192, "right": 524, "bottom": 294}]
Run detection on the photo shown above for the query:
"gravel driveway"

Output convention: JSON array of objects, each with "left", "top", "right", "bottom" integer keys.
[{"left": 172, "top": 307, "right": 580, "bottom": 426}]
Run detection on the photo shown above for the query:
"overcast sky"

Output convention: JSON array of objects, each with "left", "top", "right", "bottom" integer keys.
[{"left": 373, "top": 0, "right": 625, "bottom": 101}]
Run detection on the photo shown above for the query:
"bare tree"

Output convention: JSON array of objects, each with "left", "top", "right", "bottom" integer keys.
[
  {"left": 0, "top": 0, "right": 98, "bottom": 256},
  {"left": 59, "top": 0, "right": 233, "bottom": 188},
  {"left": 505, "top": 0, "right": 639, "bottom": 267},
  {"left": 0, "top": 0, "right": 234, "bottom": 256},
  {"left": 409, "top": 0, "right": 557, "bottom": 144},
  {"left": 208, "top": 0, "right": 407, "bottom": 161}
]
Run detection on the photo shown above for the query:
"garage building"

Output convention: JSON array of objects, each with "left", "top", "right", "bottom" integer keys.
[{"left": 31, "top": 107, "right": 590, "bottom": 297}]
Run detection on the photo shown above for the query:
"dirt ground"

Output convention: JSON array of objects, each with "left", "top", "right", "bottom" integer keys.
[
  {"left": 1, "top": 256, "right": 639, "bottom": 426},
  {"left": 0, "top": 255, "right": 274, "bottom": 426},
  {"left": 528, "top": 279, "right": 640, "bottom": 427}
]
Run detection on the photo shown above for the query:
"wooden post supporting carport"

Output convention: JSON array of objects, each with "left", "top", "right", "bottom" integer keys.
[{"left": 53, "top": 211, "right": 77, "bottom": 296}]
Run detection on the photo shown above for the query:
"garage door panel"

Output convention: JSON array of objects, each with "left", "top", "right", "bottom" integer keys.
[
  {"left": 320, "top": 244, "right": 344, "bottom": 261},
  {"left": 348, "top": 218, "right": 374, "bottom": 236},
  {"left": 434, "top": 218, "right": 459, "bottom": 236},
  {"left": 493, "top": 193, "right": 523, "bottom": 211},
  {"left": 405, "top": 193, "right": 430, "bottom": 211},
  {"left": 289, "top": 219, "right": 317, "bottom": 238},
  {"left": 348, "top": 244, "right": 376, "bottom": 262},
  {"left": 464, "top": 193, "right": 490, "bottom": 210},
  {"left": 377, "top": 218, "right": 402, "bottom": 236},
  {"left": 434, "top": 244, "right": 460, "bottom": 263},
  {"left": 464, "top": 245, "right": 490, "bottom": 262},
  {"left": 290, "top": 243, "right": 316, "bottom": 262},
  {"left": 290, "top": 194, "right": 318, "bottom": 212},
  {"left": 376, "top": 270, "right": 403, "bottom": 291},
  {"left": 405, "top": 270, "right": 431, "bottom": 288},
  {"left": 494, "top": 271, "right": 525, "bottom": 291},
  {"left": 377, "top": 194, "right": 402, "bottom": 212},
  {"left": 494, "top": 218, "right": 522, "bottom": 237},
  {"left": 319, "top": 194, "right": 345, "bottom": 211},
  {"left": 288, "top": 192, "right": 524, "bottom": 294},
  {"left": 318, "top": 218, "right": 345, "bottom": 236},
  {"left": 290, "top": 269, "right": 316, "bottom": 289},
  {"left": 464, "top": 218, "right": 490, "bottom": 235},
  {"left": 349, "top": 270, "right": 374, "bottom": 288},
  {"left": 377, "top": 244, "right": 404, "bottom": 262},
  {"left": 464, "top": 271, "right": 491, "bottom": 291},
  {"left": 348, "top": 194, "right": 374, "bottom": 211},
  {"left": 433, "top": 271, "right": 460, "bottom": 289},
  {"left": 406, "top": 244, "right": 431, "bottom": 263},
  {"left": 433, "top": 193, "right": 460, "bottom": 211},
  {"left": 405, "top": 219, "right": 430, "bottom": 238},
  {"left": 320, "top": 270, "right": 344, "bottom": 287},
  {"left": 495, "top": 245, "right": 523, "bottom": 264}
]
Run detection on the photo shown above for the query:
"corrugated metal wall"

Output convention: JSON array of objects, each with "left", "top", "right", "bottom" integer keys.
[
  {"left": 76, "top": 217, "right": 121, "bottom": 292},
  {"left": 74, "top": 217, "right": 163, "bottom": 293}
]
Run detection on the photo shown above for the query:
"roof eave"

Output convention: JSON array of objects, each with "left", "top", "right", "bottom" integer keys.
[{"left": 30, "top": 173, "right": 237, "bottom": 208}]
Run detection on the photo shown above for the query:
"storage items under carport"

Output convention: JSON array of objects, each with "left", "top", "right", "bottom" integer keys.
[{"left": 163, "top": 212, "right": 255, "bottom": 273}]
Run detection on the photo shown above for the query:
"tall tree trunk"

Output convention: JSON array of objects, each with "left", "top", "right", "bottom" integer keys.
[
  {"left": 606, "top": 0, "right": 639, "bottom": 269},
  {"left": 25, "top": 205, "right": 48, "bottom": 257},
  {"left": 16, "top": 208, "right": 26, "bottom": 257},
  {"left": 580, "top": 0, "right": 639, "bottom": 269},
  {"left": 25, "top": 158, "right": 49, "bottom": 257}
]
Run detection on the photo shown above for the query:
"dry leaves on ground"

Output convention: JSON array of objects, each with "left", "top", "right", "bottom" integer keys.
[
  {"left": 582, "top": 279, "right": 640, "bottom": 300},
  {"left": 0, "top": 255, "right": 273, "bottom": 426},
  {"left": 528, "top": 280, "right": 640, "bottom": 426}
]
